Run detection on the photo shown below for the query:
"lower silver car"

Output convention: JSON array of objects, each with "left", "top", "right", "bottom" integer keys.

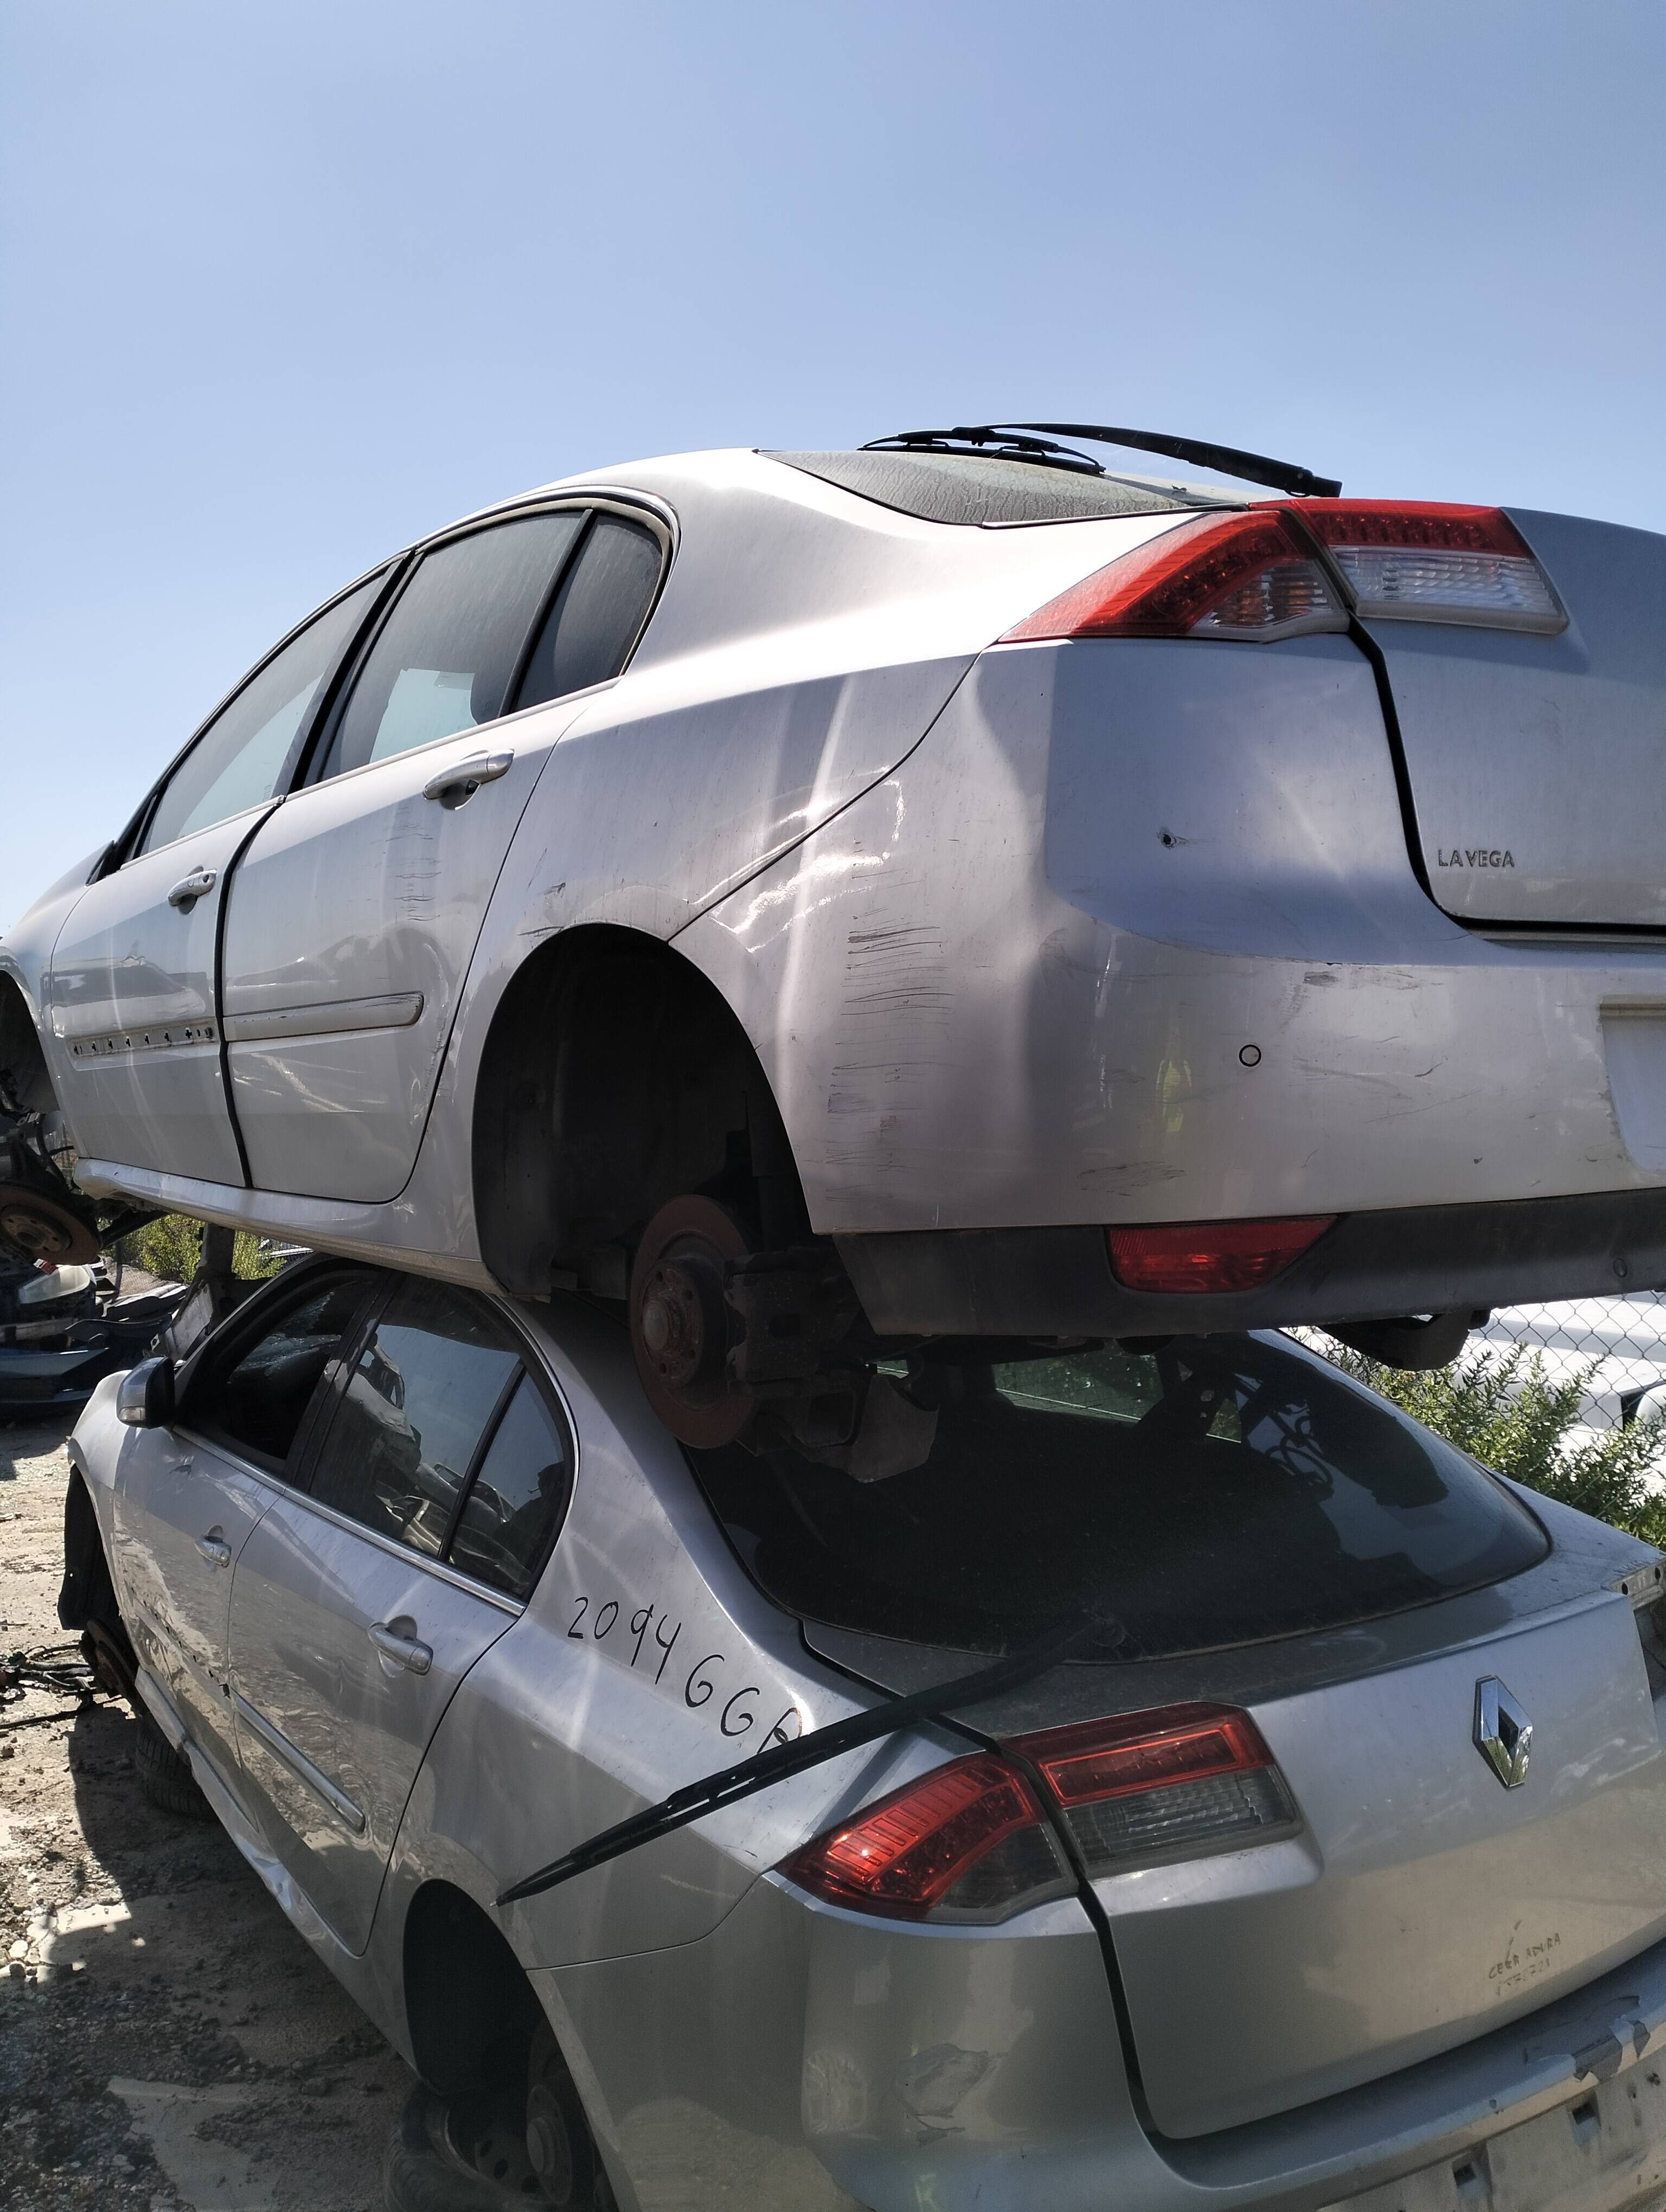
[{"left": 60, "top": 1254, "right": 1666, "bottom": 2211}]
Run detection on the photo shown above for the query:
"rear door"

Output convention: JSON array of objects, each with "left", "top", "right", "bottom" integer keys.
[
  {"left": 226, "top": 1277, "right": 572, "bottom": 1950},
  {"left": 43, "top": 575, "right": 385, "bottom": 1184},
  {"left": 1364, "top": 510, "right": 1666, "bottom": 927},
  {"left": 219, "top": 506, "right": 665, "bottom": 1203}
]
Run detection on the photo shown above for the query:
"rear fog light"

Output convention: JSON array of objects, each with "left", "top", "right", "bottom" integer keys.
[
  {"left": 1012, "top": 1703, "right": 1298, "bottom": 1874},
  {"left": 1106, "top": 1215, "right": 1335, "bottom": 1293}
]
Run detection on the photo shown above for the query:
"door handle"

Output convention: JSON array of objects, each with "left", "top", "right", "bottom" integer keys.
[
  {"left": 194, "top": 1533, "right": 232, "bottom": 1569},
  {"left": 167, "top": 867, "right": 218, "bottom": 911},
  {"left": 368, "top": 1622, "right": 433, "bottom": 1675},
  {"left": 422, "top": 750, "right": 514, "bottom": 808},
  {"left": 163, "top": 1452, "right": 195, "bottom": 1473}
]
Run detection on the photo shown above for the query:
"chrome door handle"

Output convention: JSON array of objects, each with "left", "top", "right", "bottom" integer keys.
[
  {"left": 422, "top": 750, "right": 514, "bottom": 808},
  {"left": 167, "top": 867, "right": 217, "bottom": 910},
  {"left": 194, "top": 1533, "right": 232, "bottom": 1569},
  {"left": 368, "top": 1622, "right": 433, "bottom": 1674}
]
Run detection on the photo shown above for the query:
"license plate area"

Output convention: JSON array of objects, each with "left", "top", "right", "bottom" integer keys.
[{"left": 1331, "top": 2070, "right": 1666, "bottom": 2212}]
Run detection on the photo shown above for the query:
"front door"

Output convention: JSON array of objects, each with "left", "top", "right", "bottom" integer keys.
[
  {"left": 42, "top": 573, "right": 385, "bottom": 1187},
  {"left": 219, "top": 511, "right": 597, "bottom": 1204},
  {"left": 226, "top": 1277, "right": 569, "bottom": 1950},
  {"left": 47, "top": 815, "right": 264, "bottom": 1186},
  {"left": 112, "top": 1267, "right": 374, "bottom": 1781}
]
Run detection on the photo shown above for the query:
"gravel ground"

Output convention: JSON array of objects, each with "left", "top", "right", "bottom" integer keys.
[{"left": 1, "top": 1411, "right": 414, "bottom": 2211}]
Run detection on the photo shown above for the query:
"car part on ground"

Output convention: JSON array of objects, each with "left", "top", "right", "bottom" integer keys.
[{"left": 0, "top": 1246, "right": 184, "bottom": 1416}]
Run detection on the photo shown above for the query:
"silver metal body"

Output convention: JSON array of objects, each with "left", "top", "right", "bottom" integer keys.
[
  {"left": 9, "top": 452, "right": 1666, "bottom": 1331},
  {"left": 65, "top": 1273, "right": 1666, "bottom": 2212}
]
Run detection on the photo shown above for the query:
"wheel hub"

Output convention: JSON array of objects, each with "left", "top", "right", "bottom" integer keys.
[
  {"left": 627, "top": 1196, "right": 754, "bottom": 1445},
  {"left": 524, "top": 2082, "right": 574, "bottom": 2200},
  {"left": 0, "top": 1183, "right": 99, "bottom": 1264}
]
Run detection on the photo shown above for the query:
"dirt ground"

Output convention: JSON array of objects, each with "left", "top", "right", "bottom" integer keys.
[{"left": 1, "top": 1409, "right": 414, "bottom": 2212}]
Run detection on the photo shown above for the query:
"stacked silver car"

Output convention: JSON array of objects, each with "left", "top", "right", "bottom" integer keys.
[{"left": 20, "top": 424, "right": 1666, "bottom": 2209}]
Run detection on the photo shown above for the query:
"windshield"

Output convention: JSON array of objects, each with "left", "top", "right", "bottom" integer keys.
[
  {"left": 767, "top": 448, "right": 1223, "bottom": 526},
  {"left": 687, "top": 1333, "right": 1548, "bottom": 1660}
]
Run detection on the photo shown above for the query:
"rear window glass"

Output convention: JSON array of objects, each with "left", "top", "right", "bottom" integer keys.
[
  {"left": 687, "top": 1333, "right": 1548, "bottom": 1660},
  {"left": 767, "top": 449, "right": 1214, "bottom": 526}
]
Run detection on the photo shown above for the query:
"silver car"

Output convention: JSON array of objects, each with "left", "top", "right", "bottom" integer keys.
[
  {"left": 8, "top": 422, "right": 1666, "bottom": 1449},
  {"left": 59, "top": 1252, "right": 1666, "bottom": 2211}
]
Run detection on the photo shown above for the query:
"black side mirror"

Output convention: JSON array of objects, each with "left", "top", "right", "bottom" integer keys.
[{"left": 117, "top": 1355, "right": 176, "bottom": 1429}]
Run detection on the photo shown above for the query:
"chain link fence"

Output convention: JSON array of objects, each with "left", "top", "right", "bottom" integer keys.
[{"left": 1468, "top": 1295, "right": 1666, "bottom": 1434}]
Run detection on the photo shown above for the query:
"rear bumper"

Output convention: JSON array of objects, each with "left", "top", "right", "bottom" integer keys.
[
  {"left": 837, "top": 1186, "right": 1666, "bottom": 1337},
  {"left": 551, "top": 1873, "right": 1666, "bottom": 2212}
]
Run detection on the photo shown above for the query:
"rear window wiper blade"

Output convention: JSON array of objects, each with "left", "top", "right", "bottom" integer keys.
[
  {"left": 863, "top": 421, "right": 1342, "bottom": 500},
  {"left": 496, "top": 1607, "right": 1115, "bottom": 1907}
]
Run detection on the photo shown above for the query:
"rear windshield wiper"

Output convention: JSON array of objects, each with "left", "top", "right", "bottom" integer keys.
[
  {"left": 862, "top": 421, "right": 1342, "bottom": 500},
  {"left": 497, "top": 1608, "right": 1114, "bottom": 1907}
]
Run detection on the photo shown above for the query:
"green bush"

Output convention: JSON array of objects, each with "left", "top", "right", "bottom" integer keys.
[
  {"left": 1319, "top": 1336, "right": 1666, "bottom": 1549},
  {"left": 112, "top": 1214, "right": 284, "bottom": 1288}
]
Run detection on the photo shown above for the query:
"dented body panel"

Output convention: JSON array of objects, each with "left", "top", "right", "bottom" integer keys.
[{"left": 679, "top": 633, "right": 1666, "bottom": 1242}]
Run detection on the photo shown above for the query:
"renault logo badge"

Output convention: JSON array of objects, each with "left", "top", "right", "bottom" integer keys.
[{"left": 1475, "top": 1676, "right": 1532, "bottom": 1789}]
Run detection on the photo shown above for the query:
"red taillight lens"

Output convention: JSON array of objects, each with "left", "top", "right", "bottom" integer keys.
[
  {"left": 1004, "top": 498, "right": 1566, "bottom": 644},
  {"left": 778, "top": 1752, "right": 1069, "bottom": 1922},
  {"left": 1106, "top": 1214, "right": 1334, "bottom": 1294},
  {"left": 1293, "top": 499, "right": 1566, "bottom": 633},
  {"left": 1011, "top": 1704, "right": 1297, "bottom": 1875},
  {"left": 1002, "top": 510, "right": 1346, "bottom": 644}
]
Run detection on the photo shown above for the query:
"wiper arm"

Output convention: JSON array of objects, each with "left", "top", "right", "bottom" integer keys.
[
  {"left": 496, "top": 1609, "right": 1114, "bottom": 1907},
  {"left": 863, "top": 421, "right": 1342, "bottom": 499}
]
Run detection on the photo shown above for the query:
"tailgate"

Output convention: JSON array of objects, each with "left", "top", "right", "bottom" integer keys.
[
  {"left": 1372, "top": 510, "right": 1666, "bottom": 927},
  {"left": 1100, "top": 1594, "right": 1666, "bottom": 2137}
]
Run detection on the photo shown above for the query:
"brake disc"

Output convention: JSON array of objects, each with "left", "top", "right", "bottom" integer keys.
[{"left": 0, "top": 1182, "right": 101, "bottom": 1265}]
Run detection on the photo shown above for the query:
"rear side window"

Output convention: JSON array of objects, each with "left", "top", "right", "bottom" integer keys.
[
  {"left": 309, "top": 1279, "right": 520, "bottom": 1557},
  {"left": 512, "top": 513, "right": 662, "bottom": 710},
  {"left": 323, "top": 511, "right": 585, "bottom": 778},
  {"left": 687, "top": 1333, "right": 1549, "bottom": 1660},
  {"left": 447, "top": 1373, "right": 571, "bottom": 1599},
  {"left": 141, "top": 575, "right": 383, "bottom": 854},
  {"left": 187, "top": 1271, "right": 373, "bottom": 1471}
]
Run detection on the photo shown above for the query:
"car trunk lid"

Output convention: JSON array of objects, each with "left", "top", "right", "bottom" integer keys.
[
  {"left": 1362, "top": 509, "right": 1666, "bottom": 928},
  {"left": 1094, "top": 1590, "right": 1666, "bottom": 2137}
]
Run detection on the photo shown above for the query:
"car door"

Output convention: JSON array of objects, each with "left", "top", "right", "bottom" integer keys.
[
  {"left": 226, "top": 1276, "right": 573, "bottom": 1951},
  {"left": 218, "top": 505, "right": 664, "bottom": 1205},
  {"left": 42, "top": 575, "right": 386, "bottom": 1186},
  {"left": 111, "top": 1266, "right": 375, "bottom": 1783}
]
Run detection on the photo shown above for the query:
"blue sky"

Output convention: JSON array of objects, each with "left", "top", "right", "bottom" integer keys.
[{"left": 3, "top": 0, "right": 1663, "bottom": 927}]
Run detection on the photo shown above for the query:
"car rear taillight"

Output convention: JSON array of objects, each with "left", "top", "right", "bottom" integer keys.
[
  {"left": 1005, "top": 499, "right": 1566, "bottom": 644},
  {"left": 777, "top": 1752, "right": 1072, "bottom": 1922},
  {"left": 1003, "top": 509, "right": 1347, "bottom": 644},
  {"left": 1294, "top": 500, "right": 1567, "bottom": 633},
  {"left": 1106, "top": 1215, "right": 1335, "bottom": 1294},
  {"left": 778, "top": 1705, "right": 1299, "bottom": 1922},
  {"left": 1011, "top": 1703, "right": 1298, "bottom": 1875}
]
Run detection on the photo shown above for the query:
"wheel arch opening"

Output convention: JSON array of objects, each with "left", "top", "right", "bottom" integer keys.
[
  {"left": 0, "top": 972, "right": 55, "bottom": 1118},
  {"left": 401, "top": 1880, "right": 543, "bottom": 2099},
  {"left": 471, "top": 924, "right": 806, "bottom": 1299}
]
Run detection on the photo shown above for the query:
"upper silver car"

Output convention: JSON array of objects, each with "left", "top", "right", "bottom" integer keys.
[
  {"left": 8, "top": 422, "right": 1666, "bottom": 1448},
  {"left": 58, "top": 1251, "right": 1666, "bottom": 2211}
]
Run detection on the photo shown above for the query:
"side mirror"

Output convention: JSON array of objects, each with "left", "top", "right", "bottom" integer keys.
[{"left": 117, "top": 1355, "right": 176, "bottom": 1429}]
